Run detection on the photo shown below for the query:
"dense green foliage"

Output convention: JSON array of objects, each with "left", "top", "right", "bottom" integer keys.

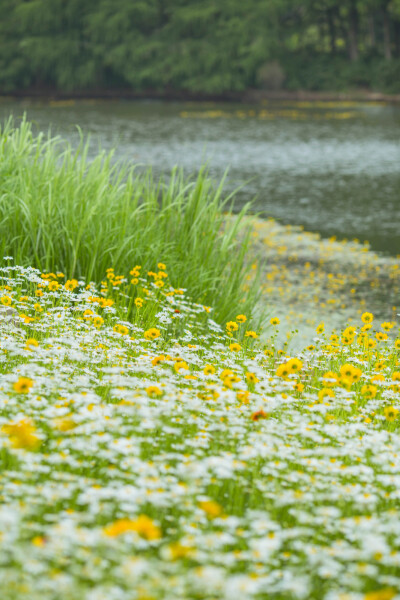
[
  {"left": 0, "top": 117, "right": 261, "bottom": 324},
  {"left": 1, "top": 0, "right": 400, "bottom": 94}
]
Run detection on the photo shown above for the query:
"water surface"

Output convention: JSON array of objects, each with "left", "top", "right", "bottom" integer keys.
[{"left": 1, "top": 98, "right": 399, "bottom": 255}]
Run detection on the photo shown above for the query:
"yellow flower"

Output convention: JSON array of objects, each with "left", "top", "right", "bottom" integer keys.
[
  {"left": 65, "top": 279, "right": 79, "bottom": 291},
  {"left": 135, "top": 298, "right": 144, "bottom": 308},
  {"left": 351, "top": 367, "right": 362, "bottom": 382},
  {"left": 229, "top": 342, "right": 242, "bottom": 352},
  {"left": 381, "top": 322, "right": 394, "bottom": 331},
  {"left": 131, "top": 278, "right": 139, "bottom": 285},
  {"left": 83, "top": 309, "right": 94, "bottom": 319},
  {"left": 322, "top": 371, "right": 339, "bottom": 387},
  {"left": 376, "top": 332, "right": 388, "bottom": 342},
  {"left": 374, "top": 360, "right": 386, "bottom": 371},
  {"left": 341, "top": 334, "right": 355, "bottom": 346},
  {"left": 226, "top": 321, "right": 239, "bottom": 332},
  {"left": 113, "top": 324, "right": 129, "bottom": 335},
  {"left": 246, "top": 372, "right": 259, "bottom": 384},
  {"left": 392, "top": 372, "right": 400, "bottom": 382},
  {"left": 384, "top": 406, "right": 399, "bottom": 422},
  {"left": 3, "top": 418, "right": 40, "bottom": 450},
  {"left": 361, "top": 384, "right": 378, "bottom": 399},
  {"left": 144, "top": 328, "right": 161, "bottom": 340},
  {"left": 53, "top": 416, "right": 76, "bottom": 432},
  {"left": 19, "top": 313, "right": 34, "bottom": 324},
  {"left": 220, "top": 368, "right": 233, "bottom": 380},
  {"left": 174, "top": 360, "right": 189, "bottom": 373},
  {"left": 167, "top": 542, "right": 194, "bottom": 560},
  {"left": 343, "top": 326, "right": 356, "bottom": 337},
  {"left": 236, "top": 390, "right": 250, "bottom": 403},
  {"left": 25, "top": 338, "right": 39, "bottom": 350},
  {"left": 276, "top": 363, "right": 290, "bottom": 378},
  {"left": 287, "top": 358, "right": 303, "bottom": 373},
  {"left": 152, "top": 355, "right": 165, "bottom": 366},
  {"left": 33, "top": 303, "right": 43, "bottom": 312},
  {"left": 1, "top": 295, "right": 12, "bottom": 306},
  {"left": 316, "top": 322, "right": 325, "bottom": 334},
  {"left": 363, "top": 589, "right": 396, "bottom": 600},
  {"left": 146, "top": 385, "right": 162, "bottom": 398},
  {"left": 294, "top": 382, "right": 304, "bottom": 393},
  {"left": 203, "top": 364, "right": 216, "bottom": 375},
  {"left": 318, "top": 388, "right": 335, "bottom": 401},
  {"left": 245, "top": 330, "right": 258, "bottom": 339},
  {"left": 223, "top": 373, "right": 241, "bottom": 389},
  {"left": 270, "top": 317, "right": 280, "bottom": 326},
  {"left": 130, "top": 265, "right": 141, "bottom": 276},
  {"left": 93, "top": 316, "right": 104, "bottom": 328},
  {"left": 104, "top": 515, "right": 161, "bottom": 540},
  {"left": 395, "top": 339, "right": 400, "bottom": 350},
  {"left": 48, "top": 281, "right": 59, "bottom": 291},
  {"left": 340, "top": 364, "right": 355, "bottom": 379},
  {"left": 236, "top": 314, "right": 247, "bottom": 323},
  {"left": 361, "top": 312, "right": 374, "bottom": 323},
  {"left": 198, "top": 500, "right": 223, "bottom": 519},
  {"left": 13, "top": 377, "right": 34, "bottom": 394},
  {"left": 157, "top": 263, "right": 166, "bottom": 271}
]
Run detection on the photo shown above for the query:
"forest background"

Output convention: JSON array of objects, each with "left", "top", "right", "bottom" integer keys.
[{"left": 1, "top": 0, "right": 400, "bottom": 96}]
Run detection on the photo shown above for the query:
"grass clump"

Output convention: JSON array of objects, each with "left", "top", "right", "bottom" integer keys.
[{"left": 0, "top": 116, "right": 260, "bottom": 325}]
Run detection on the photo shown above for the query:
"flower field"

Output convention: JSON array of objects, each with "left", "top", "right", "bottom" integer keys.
[{"left": 1, "top": 262, "right": 400, "bottom": 600}]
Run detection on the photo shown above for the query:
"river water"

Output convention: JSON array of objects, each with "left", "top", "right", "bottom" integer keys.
[{"left": 1, "top": 98, "right": 399, "bottom": 255}]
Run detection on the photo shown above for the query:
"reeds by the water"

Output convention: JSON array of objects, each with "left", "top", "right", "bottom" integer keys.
[{"left": 0, "top": 117, "right": 260, "bottom": 323}]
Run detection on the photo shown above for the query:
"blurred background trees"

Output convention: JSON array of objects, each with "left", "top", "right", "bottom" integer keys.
[{"left": 1, "top": 0, "right": 399, "bottom": 94}]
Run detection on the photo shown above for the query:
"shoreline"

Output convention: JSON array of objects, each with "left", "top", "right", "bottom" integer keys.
[
  {"left": 1, "top": 87, "right": 400, "bottom": 104},
  {"left": 244, "top": 216, "right": 400, "bottom": 349}
]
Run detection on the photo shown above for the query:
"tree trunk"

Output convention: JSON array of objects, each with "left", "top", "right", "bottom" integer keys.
[
  {"left": 394, "top": 19, "right": 400, "bottom": 58},
  {"left": 348, "top": 1, "right": 359, "bottom": 61},
  {"left": 382, "top": 9, "right": 392, "bottom": 60},
  {"left": 368, "top": 13, "right": 377, "bottom": 49},
  {"left": 327, "top": 8, "right": 336, "bottom": 55}
]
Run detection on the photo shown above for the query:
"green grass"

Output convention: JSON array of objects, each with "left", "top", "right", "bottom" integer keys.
[{"left": 0, "top": 116, "right": 261, "bottom": 325}]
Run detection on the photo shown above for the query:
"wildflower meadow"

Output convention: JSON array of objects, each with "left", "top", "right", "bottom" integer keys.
[{"left": 1, "top": 261, "right": 400, "bottom": 600}]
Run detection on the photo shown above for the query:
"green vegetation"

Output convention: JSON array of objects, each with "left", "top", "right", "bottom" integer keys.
[
  {"left": 0, "top": 117, "right": 260, "bottom": 324},
  {"left": 1, "top": 0, "right": 400, "bottom": 95}
]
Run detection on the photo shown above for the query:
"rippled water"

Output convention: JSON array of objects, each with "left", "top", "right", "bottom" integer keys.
[{"left": 1, "top": 98, "right": 399, "bottom": 255}]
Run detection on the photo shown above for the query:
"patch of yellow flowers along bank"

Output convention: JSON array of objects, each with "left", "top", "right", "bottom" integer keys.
[{"left": 0, "top": 262, "right": 400, "bottom": 600}]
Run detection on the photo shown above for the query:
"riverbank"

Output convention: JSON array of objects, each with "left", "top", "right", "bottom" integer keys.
[
  {"left": 1, "top": 87, "right": 400, "bottom": 104},
  {"left": 245, "top": 216, "right": 400, "bottom": 349}
]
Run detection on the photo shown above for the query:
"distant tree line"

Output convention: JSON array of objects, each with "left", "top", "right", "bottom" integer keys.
[{"left": 1, "top": 0, "right": 400, "bottom": 94}]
